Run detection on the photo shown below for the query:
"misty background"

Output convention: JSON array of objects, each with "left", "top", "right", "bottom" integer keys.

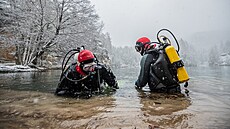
[
  {"left": 91, "top": 0, "right": 230, "bottom": 66},
  {"left": 0, "top": 0, "right": 230, "bottom": 68},
  {"left": 90, "top": 0, "right": 230, "bottom": 47}
]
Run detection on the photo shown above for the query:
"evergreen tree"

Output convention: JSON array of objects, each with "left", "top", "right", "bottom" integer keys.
[
  {"left": 179, "top": 39, "right": 198, "bottom": 66},
  {"left": 208, "top": 45, "right": 220, "bottom": 66}
]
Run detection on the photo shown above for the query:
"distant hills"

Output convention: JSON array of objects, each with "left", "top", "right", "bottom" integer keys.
[{"left": 186, "top": 30, "right": 230, "bottom": 51}]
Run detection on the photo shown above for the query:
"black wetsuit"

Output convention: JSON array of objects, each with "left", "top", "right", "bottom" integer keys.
[
  {"left": 135, "top": 49, "right": 181, "bottom": 93},
  {"left": 55, "top": 63, "right": 118, "bottom": 97}
]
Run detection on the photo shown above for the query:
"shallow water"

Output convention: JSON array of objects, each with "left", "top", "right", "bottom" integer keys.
[{"left": 0, "top": 66, "right": 230, "bottom": 129}]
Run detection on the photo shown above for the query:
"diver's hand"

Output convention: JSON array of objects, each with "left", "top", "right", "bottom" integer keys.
[
  {"left": 135, "top": 85, "right": 142, "bottom": 90},
  {"left": 134, "top": 81, "right": 142, "bottom": 90},
  {"left": 113, "top": 81, "right": 119, "bottom": 89}
]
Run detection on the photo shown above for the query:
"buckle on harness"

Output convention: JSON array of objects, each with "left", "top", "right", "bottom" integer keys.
[{"left": 172, "top": 60, "right": 184, "bottom": 68}]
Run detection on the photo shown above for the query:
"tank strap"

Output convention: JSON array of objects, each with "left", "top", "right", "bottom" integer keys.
[{"left": 172, "top": 60, "right": 184, "bottom": 68}]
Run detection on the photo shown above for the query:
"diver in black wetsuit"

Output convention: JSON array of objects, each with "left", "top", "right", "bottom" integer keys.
[
  {"left": 55, "top": 49, "right": 118, "bottom": 98},
  {"left": 134, "top": 37, "right": 181, "bottom": 93}
]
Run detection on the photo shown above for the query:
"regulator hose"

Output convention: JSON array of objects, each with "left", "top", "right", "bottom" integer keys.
[
  {"left": 60, "top": 49, "right": 91, "bottom": 82},
  {"left": 59, "top": 47, "right": 99, "bottom": 83},
  {"left": 60, "top": 48, "right": 80, "bottom": 81},
  {"left": 157, "top": 29, "right": 180, "bottom": 52}
]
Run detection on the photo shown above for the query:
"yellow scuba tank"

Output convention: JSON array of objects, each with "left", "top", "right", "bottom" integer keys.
[{"left": 165, "top": 45, "right": 189, "bottom": 83}]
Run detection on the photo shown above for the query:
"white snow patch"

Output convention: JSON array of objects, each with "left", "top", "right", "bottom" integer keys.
[{"left": 0, "top": 64, "right": 39, "bottom": 72}]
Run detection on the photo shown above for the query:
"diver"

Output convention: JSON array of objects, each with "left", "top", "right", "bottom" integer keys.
[
  {"left": 55, "top": 49, "right": 119, "bottom": 98},
  {"left": 134, "top": 29, "right": 189, "bottom": 93}
]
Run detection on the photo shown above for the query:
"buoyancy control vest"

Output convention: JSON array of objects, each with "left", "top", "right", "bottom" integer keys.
[{"left": 145, "top": 48, "right": 177, "bottom": 88}]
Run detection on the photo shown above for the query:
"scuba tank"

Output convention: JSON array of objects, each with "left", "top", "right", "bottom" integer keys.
[
  {"left": 165, "top": 45, "right": 189, "bottom": 83},
  {"left": 157, "top": 29, "right": 189, "bottom": 83}
]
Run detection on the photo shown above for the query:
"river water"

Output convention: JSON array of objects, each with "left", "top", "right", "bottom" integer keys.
[{"left": 0, "top": 66, "right": 230, "bottom": 129}]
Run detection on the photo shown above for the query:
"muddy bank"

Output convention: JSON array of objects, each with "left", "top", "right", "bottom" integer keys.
[{"left": 0, "top": 89, "right": 191, "bottom": 129}]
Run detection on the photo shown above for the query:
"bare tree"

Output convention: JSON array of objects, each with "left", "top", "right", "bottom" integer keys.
[
  {"left": 1, "top": 0, "right": 104, "bottom": 66},
  {"left": 0, "top": 0, "right": 12, "bottom": 28}
]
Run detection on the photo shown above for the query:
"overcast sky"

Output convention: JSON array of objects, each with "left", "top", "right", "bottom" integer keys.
[{"left": 90, "top": 0, "right": 230, "bottom": 47}]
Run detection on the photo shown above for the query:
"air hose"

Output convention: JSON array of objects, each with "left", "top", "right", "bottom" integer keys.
[
  {"left": 59, "top": 47, "right": 91, "bottom": 82},
  {"left": 60, "top": 48, "right": 80, "bottom": 81},
  {"left": 157, "top": 28, "right": 180, "bottom": 52},
  {"left": 59, "top": 46, "right": 99, "bottom": 83}
]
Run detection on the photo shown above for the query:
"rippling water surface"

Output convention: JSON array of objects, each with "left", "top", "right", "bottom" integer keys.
[{"left": 0, "top": 66, "right": 230, "bottom": 129}]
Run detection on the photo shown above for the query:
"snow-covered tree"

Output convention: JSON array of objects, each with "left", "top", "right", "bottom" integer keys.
[
  {"left": 0, "top": 0, "right": 105, "bottom": 66},
  {"left": 110, "top": 46, "right": 140, "bottom": 68},
  {"left": 222, "top": 40, "right": 230, "bottom": 54},
  {"left": 179, "top": 39, "right": 198, "bottom": 66},
  {"left": 0, "top": 0, "right": 12, "bottom": 28},
  {"left": 91, "top": 32, "right": 113, "bottom": 65},
  {"left": 208, "top": 45, "right": 220, "bottom": 66}
]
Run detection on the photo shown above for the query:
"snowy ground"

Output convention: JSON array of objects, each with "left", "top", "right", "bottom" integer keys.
[
  {"left": 0, "top": 63, "right": 40, "bottom": 72},
  {"left": 220, "top": 53, "right": 230, "bottom": 66},
  {"left": 0, "top": 63, "right": 62, "bottom": 72}
]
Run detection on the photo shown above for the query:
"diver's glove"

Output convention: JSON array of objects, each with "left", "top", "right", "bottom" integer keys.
[
  {"left": 135, "top": 81, "right": 142, "bottom": 90},
  {"left": 113, "top": 81, "right": 119, "bottom": 89},
  {"left": 135, "top": 85, "right": 142, "bottom": 91}
]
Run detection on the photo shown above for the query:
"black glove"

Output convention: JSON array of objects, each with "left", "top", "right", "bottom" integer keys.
[
  {"left": 135, "top": 85, "right": 142, "bottom": 90},
  {"left": 135, "top": 81, "right": 142, "bottom": 90},
  {"left": 135, "top": 81, "right": 138, "bottom": 86},
  {"left": 113, "top": 81, "right": 119, "bottom": 89}
]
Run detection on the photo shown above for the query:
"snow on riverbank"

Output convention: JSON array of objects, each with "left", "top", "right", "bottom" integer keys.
[
  {"left": 219, "top": 53, "right": 230, "bottom": 66},
  {"left": 0, "top": 63, "right": 40, "bottom": 72},
  {"left": 0, "top": 63, "right": 62, "bottom": 72}
]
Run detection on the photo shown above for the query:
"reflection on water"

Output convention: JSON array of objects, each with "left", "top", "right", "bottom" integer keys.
[
  {"left": 0, "top": 89, "right": 115, "bottom": 129},
  {"left": 138, "top": 92, "right": 190, "bottom": 116},
  {"left": 186, "top": 66, "right": 230, "bottom": 129},
  {"left": 0, "top": 70, "right": 60, "bottom": 92},
  {"left": 0, "top": 66, "right": 230, "bottom": 128}
]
